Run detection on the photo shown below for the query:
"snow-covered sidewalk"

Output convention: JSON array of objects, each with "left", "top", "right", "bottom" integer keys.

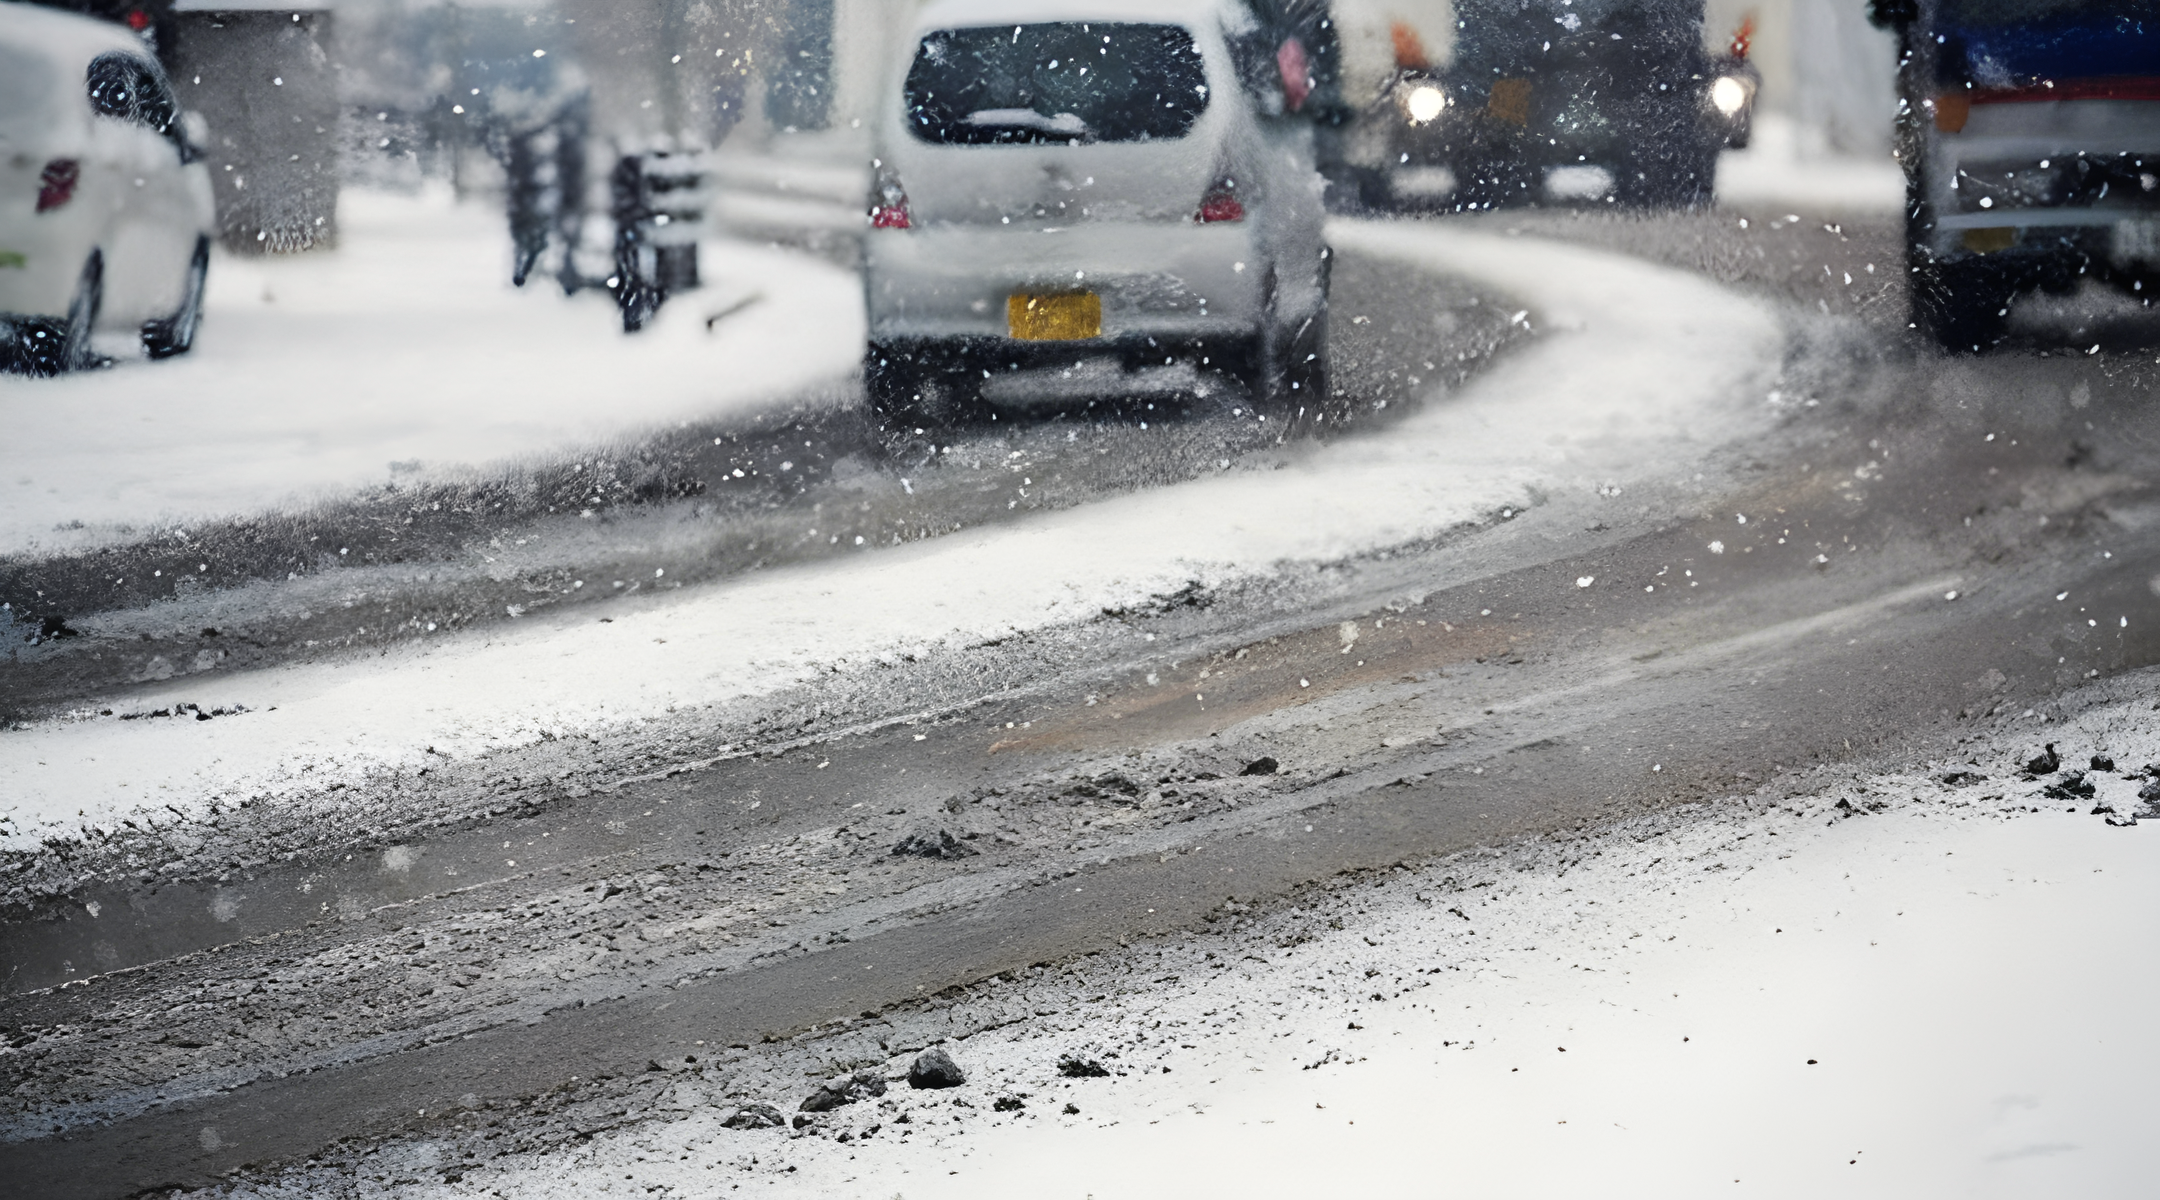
[
  {"left": 0, "top": 186, "right": 862, "bottom": 558},
  {"left": 0, "top": 220, "right": 1783, "bottom": 849},
  {"left": 895, "top": 805, "right": 2153, "bottom": 1200},
  {"left": 216, "top": 685, "right": 2160, "bottom": 1200}
]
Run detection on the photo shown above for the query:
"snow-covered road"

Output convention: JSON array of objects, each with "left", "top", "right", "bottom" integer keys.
[
  {"left": 0, "top": 187, "right": 863, "bottom": 559},
  {"left": 0, "top": 219, "right": 1783, "bottom": 849},
  {"left": 215, "top": 687, "right": 2160, "bottom": 1200}
]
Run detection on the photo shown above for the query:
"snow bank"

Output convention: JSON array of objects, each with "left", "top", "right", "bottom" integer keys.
[
  {"left": 0, "top": 222, "right": 1783, "bottom": 847},
  {"left": 872, "top": 810, "right": 2155, "bottom": 1200},
  {"left": 0, "top": 186, "right": 863, "bottom": 558},
  {"left": 225, "top": 694, "right": 2160, "bottom": 1200}
]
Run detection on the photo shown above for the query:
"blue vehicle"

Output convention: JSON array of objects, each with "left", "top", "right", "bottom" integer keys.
[{"left": 1872, "top": 0, "right": 2160, "bottom": 349}]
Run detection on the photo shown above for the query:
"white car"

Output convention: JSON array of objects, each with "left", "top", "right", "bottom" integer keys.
[
  {"left": 862, "top": 0, "right": 1330, "bottom": 425},
  {"left": 0, "top": 2, "right": 214, "bottom": 376}
]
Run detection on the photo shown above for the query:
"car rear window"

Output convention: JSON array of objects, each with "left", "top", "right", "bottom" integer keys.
[{"left": 904, "top": 22, "right": 1209, "bottom": 146}]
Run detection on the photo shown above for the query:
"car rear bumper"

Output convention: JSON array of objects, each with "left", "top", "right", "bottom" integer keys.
[
  {"left": 867, "top": 329, "right": 1277, "bottom": 414},
  {"left": 864, "top": 220, "right": 1271, "bottom": 344},
  {"left": 0, "top": 239, "right": 80, "bottom": 318},
  {"left": 1920, "top": 101, "right": 2160, "bottom": 266},
  {"left": 1, "top": 158, "right": 215, "bottom": 328},
  {"left": 1923, "top": 216, "right": 2160, "bottom": 292}
]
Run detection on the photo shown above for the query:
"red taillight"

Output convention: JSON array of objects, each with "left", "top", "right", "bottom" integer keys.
[
  {"left": 1196, "top": 181, "right": 1244, "bottom": 224},
  {"left": 868, "top": 167, "right": 911, "bottom": 230},
  {"left": 36, "top": 159, "right": 79, "bottom": 213},
  {"left": 125, "top": 7, "right": 151, "bottom": 30},
  {"left": 870, "top": 198, "right": 911, "bottom": 230}
]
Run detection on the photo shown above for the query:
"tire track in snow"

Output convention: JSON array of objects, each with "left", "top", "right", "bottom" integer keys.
[{"left": 0, "top": 222, "right": 1784, "bottom": 849}]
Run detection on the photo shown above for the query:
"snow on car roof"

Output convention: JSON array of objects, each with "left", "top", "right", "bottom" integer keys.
[
  {"left": 0, "top": 0, "right": 159, "bottom": 67},
  {"left": 909, "top": 0, "right": 1244, "bottom": 36}
]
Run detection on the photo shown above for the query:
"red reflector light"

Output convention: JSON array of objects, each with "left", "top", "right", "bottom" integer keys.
[
  {"left": 37, "top": 159, "right": 79, "bottom": 213},
  {"left": 1196, "top": 190, "right": 1243, "bottom": 223},
  {"left": 126, "top": 7, "right": 151, "bottom": 30},
  {"left": 868, "top": 167, "right": 912, "bottom": 230}
]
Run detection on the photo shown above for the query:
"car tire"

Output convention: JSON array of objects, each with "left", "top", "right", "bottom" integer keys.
[
  {"left": 1206, "top": 324, "right": 1270, "bottom": 413},
  {"left": 0, "top": 320, "right": 56, "bottom": 377},
  {"left": 1280, "top": 306, "right": 1329, "bottom": 412},
  {"left": 142, "top": 235, "right": 210, "bottom": 359},
  {"left": 1912, "top": 256, "right": 2017, "bottom": 352},
  {"left": 1232, "top": 312, "right": 1327, "bottom": 418},
  {"left": 60, "top": 249, "right": 104, "bottom": 372}
]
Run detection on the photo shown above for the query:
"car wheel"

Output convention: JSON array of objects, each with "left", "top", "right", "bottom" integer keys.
[
  {"left": 1207, "top": 326, "right": 1271, "bottom": 413},
  {"left": 60, "top": 249, "right": 104, "bottom": 372},
  {"left": 1280, "top": 306, "right": 1329, "bottom": 412},
  {"left": 142, "top": 235, "right": 210, "bottom": 359},
  {"left": 1912, "top": 256, "right": 2019, "bottom": 352},
  {"left": 0, "top": 320, "right": 57, "bottom": 377},
  {"left": 1232, "top": 311, "right": 1328, "bottom": 419}
]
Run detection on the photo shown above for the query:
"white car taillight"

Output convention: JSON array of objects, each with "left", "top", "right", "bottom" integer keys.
[{"left": 36, "top": 159, "right": 79, "bottom": 213}]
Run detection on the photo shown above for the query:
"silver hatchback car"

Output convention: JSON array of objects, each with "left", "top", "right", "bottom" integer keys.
[{"left": 862, "top": 0, "right": 1331, "bottom": 425}]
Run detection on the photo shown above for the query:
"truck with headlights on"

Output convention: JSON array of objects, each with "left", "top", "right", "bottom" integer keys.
[{"left": 1345, "top": 0, "right": 1757, "bottom": 210}]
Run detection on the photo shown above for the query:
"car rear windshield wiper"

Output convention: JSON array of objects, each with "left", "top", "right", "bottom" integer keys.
[{"left": 963, "top": 108, "right": 1095, "bottom": 139}]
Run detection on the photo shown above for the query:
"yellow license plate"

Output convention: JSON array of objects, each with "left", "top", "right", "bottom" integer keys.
[
  {"left": 1487, "top": 78, "right": 1531, "bottom": 126},
  {"left": 1008, "top": 291, "right": 1102, "bottom": 341}
]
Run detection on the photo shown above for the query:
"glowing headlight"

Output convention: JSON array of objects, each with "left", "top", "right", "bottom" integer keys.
[
  {"left": 1710, "top": 75, "right": 1749, "bottom": 117},
  {"left": 1405, "top": 84, "right": 1447, "bottom": 124}
]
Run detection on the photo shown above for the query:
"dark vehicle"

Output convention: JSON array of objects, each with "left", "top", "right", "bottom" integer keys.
[
  {"left": 1872, "top": 0, "right": 2160, "bottom": 350},
  {"left": 1365, "top": 0, "right": 1756, "bottom": 210}
]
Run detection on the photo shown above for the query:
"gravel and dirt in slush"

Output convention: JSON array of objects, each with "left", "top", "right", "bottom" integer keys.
[{"left": 163, "top": 674, "right": 2160, "bottom": 1200}]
